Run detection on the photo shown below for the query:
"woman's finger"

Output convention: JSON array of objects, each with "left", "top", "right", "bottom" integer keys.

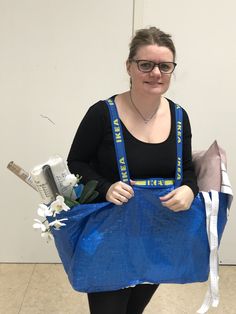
[
  {"left": 106, "top": 181, "right": 134, "bottom": 204},
  {"left": 113, "top": 191, "right": 129, "bottom": 203},
  {"left": 159, "top": 190, "right": 175, "bottom": 201},
  {"left": 119, "top": 181, "right": 135, "bottom": 196}
]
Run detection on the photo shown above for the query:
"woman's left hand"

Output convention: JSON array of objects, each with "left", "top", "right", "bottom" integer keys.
[{"left": 159, "top": 185, "right": 194, "bottom": 212}]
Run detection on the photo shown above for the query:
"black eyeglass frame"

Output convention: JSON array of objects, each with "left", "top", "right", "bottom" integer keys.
[{"left": 132, "top": 59, "right": 177, "bottom": 74}]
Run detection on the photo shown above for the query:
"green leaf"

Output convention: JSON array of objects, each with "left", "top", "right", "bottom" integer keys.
[
  {"left": 83, "top": 191, "right": 99, "bottom": 203},
  {"left": 64, "top": 197, "right": 79, "bottom": 208},
  {"left": 79, "top": 180, "right": 98, "bottom": 204}
]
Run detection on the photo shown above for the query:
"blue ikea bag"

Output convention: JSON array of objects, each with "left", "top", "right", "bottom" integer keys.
[{"left": 48, "top": 98, "right": 229, "bottom": 293}]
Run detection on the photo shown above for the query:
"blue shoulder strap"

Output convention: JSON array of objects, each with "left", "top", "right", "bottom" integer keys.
[
  {"left": 174, "top": 104, "right": 183, "bottom": 188},
  {"left": 105, "top": 98, "right": 131, "bottom": 185},
  {"left": 105, "top": 97, "right": 183, "bottom": 188}
]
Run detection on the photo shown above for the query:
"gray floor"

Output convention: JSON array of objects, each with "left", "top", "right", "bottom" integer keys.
[{"left": 0, "top": 264, "right": 235, "bottom": 313}]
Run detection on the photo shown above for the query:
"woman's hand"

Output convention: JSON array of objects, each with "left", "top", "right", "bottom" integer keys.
[
  {"left": 106, "top": 180, "right": 135, "bottom": 205},
  {"left": 159, "top": 185, "right": 194, "bottom": 212}
]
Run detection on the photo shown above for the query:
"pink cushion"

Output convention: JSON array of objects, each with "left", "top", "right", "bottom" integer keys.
[{"left": 192, "top": 141, "right": 226, "bottom": 192}]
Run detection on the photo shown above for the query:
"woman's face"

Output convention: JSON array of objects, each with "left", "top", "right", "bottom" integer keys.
[{"left": 127, "top": 44, "right": 175, "bottom": 96}]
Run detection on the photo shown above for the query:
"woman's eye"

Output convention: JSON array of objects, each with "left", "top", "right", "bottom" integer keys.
[
  {"left": 159, "top": 63, "right": 171, "bottom": 72},
  {"left": 140, "top": 62, "right": 153, "bottom": 70}
]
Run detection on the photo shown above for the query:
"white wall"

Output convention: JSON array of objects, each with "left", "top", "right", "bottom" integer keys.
[
  {"left": 1, "top": 0, "right": 235, "bottom": 264},
  {"left": 135, "top": 0, "right": 236, "bottom": 264},
  {"left": 0, "top": 0, "right": 133, "bottom": 262}
]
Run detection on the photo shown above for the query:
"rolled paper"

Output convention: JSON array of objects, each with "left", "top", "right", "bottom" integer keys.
[
  {"left": 47, "top": 155, "right": 77, "bottom": 200},
  {"left": 7, "top": 161, "right": 37, "bottom": 191},
  {"left": 42, "top": 164, "right": 60, "bottom": 198},
  {"left": 31, "top": 164, "right": 56, "bottom": 204},
  {"left": 30, "top": 155, "right": 77, "bottom": 203}
]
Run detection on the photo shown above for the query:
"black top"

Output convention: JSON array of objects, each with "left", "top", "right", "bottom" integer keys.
[{"left": 67, "top": 96, "right": 198, "bottom": 201}]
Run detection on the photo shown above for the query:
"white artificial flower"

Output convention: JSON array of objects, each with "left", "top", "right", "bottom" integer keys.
[
  {"left": 50, "top": 195, "right": 70, "bottom": 215},
  {"left": 37, "top": 204, "right": 53, "bottom": 217},
  {"left": 49, "top": 218, "right": 68, "bottom": 230},
  {"left": 33, "top": 219, "right": 47, "bottom": 232},
  {"left": 41, "top": 230, "right": 53, "bottom": 241},
  {"left": 63, "top": 174, "right": 77, "bottom": 187}
]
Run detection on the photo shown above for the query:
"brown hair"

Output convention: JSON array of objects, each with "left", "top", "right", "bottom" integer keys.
[{"left": 128, "top": 27, "right": 176, "bottom": 61}]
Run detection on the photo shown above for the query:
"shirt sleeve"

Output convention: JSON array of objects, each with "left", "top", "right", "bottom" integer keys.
[
  {"left": 67, "top": 102, "right": 112, "bottom": 200},
  {"left": 182, "top": 109, "right": 199, "bottom": 196}
]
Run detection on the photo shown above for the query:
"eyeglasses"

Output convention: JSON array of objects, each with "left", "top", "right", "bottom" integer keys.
[{"left": 132, "top": 60, "right": 177, "bottom": 74}]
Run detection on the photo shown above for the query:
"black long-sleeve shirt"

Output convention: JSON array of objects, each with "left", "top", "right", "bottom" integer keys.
[{"left": 67, "top": 96, "right": 198, "bottom": 201}]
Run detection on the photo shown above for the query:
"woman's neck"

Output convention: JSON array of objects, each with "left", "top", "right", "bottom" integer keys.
[
  {"left": 127, "top": 89, "right": 164, "bottom": 124},
  {"left": 128, "top": 89, "right": 162, "bottom": 113}
]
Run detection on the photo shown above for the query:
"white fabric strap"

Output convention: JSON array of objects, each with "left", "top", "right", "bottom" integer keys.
[
  {"left": 197, "top": 191, "right": 220, "bottom": 313},
  {"left": 197, "top": 162, "right": 233, "bottom": 313},
  {"left": 221, "top": 162, "right": 233, "bottom": 209}
]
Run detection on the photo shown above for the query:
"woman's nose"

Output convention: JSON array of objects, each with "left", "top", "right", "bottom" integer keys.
[{"left": 150, "top": 65, "right": 161, "bottom": 76}]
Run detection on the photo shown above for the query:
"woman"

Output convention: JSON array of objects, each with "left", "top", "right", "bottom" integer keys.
[{"left": 67, "top": 27, "right": 198, "bottom": 314}]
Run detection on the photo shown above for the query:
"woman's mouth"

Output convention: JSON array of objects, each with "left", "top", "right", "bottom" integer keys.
[{"left": 146, "top": 81, "right": 162, "bottom": 86}]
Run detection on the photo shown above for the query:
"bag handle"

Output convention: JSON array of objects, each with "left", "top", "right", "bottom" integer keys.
[
  {"left": 174, "top": 104, "right": 183, "bottom": 188},
  {"left": 105, "top": 98, "right": 131, "bottom": 185}
]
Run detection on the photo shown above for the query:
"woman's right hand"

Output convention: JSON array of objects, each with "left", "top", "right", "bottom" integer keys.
[{"left": 106, "top": 181, "right": 135, "bottom": 205}]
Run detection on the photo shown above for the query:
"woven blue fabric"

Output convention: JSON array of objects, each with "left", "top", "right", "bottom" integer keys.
[
  {"left": 48, "top": 98, "right": 229, "bottom": 293},
  {"left": 49, "top": 188, "right": 227, "bottom": 292}
]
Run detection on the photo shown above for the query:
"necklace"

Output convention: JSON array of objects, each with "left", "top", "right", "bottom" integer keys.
[{"left": 129, "top": 91, "right": 159, "bottom": 124}]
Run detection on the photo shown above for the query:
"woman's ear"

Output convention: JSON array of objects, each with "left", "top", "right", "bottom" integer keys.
[{"left": 126, "top": 60, "right": 131, "bottom": 75}]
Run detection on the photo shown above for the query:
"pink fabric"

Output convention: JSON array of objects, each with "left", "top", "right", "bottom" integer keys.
[{"left": 192, "top": 141, "right": 226, "bottom": 192}]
